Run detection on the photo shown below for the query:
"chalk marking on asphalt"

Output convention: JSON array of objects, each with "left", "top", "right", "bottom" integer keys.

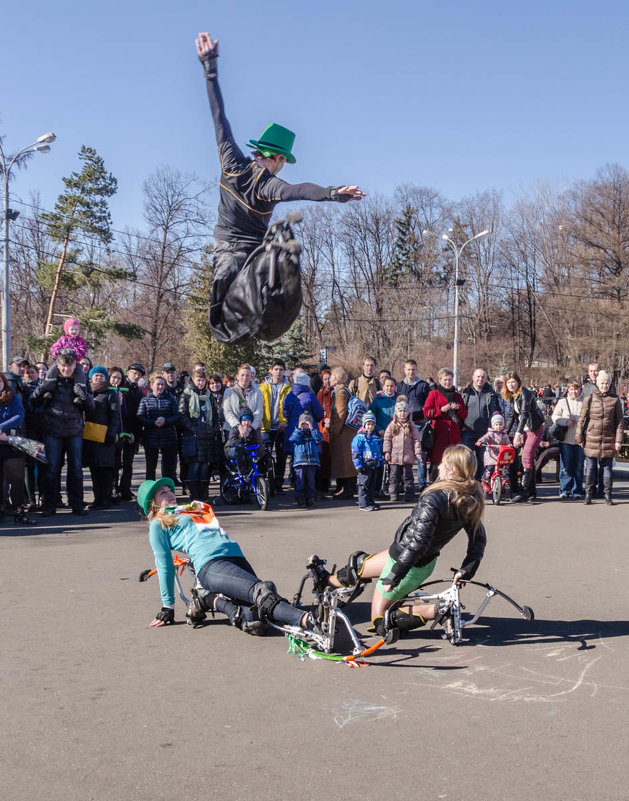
[{"left": 330, "top": 699, "right": 402, "bottom": 728}]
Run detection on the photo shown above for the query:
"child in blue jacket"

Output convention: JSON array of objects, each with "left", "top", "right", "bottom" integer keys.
[
  {"left": 351, "top": 411, "right": 384, "bottom": 511},
  {"left": 289, "top": 412, "right": 322, "bottom": 508}
]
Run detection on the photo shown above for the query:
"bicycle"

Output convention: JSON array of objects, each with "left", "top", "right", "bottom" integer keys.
[
  {"left": 383, "top": 568, "right": 534, "bottom": 645},
  {"left": 221, "top": 443, "right": 270, "bottom": 510},
  {"left": 483, "top": 444, "right": 516, "bottom": 504}
]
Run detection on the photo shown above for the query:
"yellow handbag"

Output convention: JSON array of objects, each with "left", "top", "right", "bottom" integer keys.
[{"left": 83, "top": 421, "right": 108, "bottom": 443}]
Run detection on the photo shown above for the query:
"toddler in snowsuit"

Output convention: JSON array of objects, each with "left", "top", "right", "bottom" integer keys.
[
  {"left": 50, "top": 318, "right": 88, "bottom": 361},
  {"left": 351, "top": 411, "right": 384, "bottom": 512},
  {"left": 475, "top": 412, "right": 512, "bottom": 491},
  {"left": 383, "top": 397, "right": 422, "bottom": 502},
  {"left": 289, "top": 412, "right": 322, "bottom": 508}
]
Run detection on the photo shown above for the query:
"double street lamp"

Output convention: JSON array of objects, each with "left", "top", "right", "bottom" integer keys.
[
  {"left": 423, "top": 227, "right": 489, "bottom": 387},
  {"left": 1, "top": 132, "right": 56, "bottom": 371}
]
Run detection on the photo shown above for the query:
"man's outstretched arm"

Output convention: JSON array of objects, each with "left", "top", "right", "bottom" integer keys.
[{"left": 195, "top": 31, "right": 245, "bottom": 164}]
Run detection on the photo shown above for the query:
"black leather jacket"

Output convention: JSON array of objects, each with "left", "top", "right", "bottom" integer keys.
[
  {"left": 385, "top": 488, "right": 487, "bottom": 587},
  {"left": 506, "top": 386, "right": 545, "bottom": 436}
]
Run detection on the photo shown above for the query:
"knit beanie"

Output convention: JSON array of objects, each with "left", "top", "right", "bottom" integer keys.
[
  {"left": 64, "top": 317, "right": 80, "bottom": 335},
  {"left": 293, "top": 371, "right": 311, "bottom": 387},
  {"left": 596, "top": 371, "right": 611, "bottom": 388},
  {"left": 239, "top": 409, "right": 254, "bottom": 422},
  {"left": 491, "top": 412, "right": 505, "bottom": 427},
  {"left": 395, "top": 395, "right": 409, "bottom": 415},
  {"left": 88, "top": 365, "right": 109, "bottom": 381},
  {"left": 299, "top": 412, "right": 313, "bottom": 426},
  {"left": 362, "top": 411, "right": 376, "bottom": 426}
]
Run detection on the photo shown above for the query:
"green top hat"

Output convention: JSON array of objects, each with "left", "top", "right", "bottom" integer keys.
[
  {"left": 247, "top": 122, "right": 296, "bottom": 164},
  {"left": 137, "top": 477, "right": 175, "bottom": 516}
]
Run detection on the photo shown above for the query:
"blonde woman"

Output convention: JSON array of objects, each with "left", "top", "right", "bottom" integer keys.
[{"left": 330, "top": 445, "right": 486, "bottom": 637}]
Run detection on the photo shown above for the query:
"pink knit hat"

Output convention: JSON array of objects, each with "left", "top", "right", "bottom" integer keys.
[{"left": 64, "top": 318, "right": 80, "bottom": 335}]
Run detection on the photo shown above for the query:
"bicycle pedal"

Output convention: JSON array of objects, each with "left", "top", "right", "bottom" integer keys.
[{"left": 385, "top": 628, "right": 400, "bottom": 645}]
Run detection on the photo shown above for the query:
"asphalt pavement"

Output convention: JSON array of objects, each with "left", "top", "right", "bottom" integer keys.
[{"left": 1, "top": 468, "right": 627, "bottom": 801}]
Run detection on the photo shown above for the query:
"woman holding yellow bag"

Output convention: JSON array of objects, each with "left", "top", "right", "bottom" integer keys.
[{"left": 83, "top": 366, "right": 120, "bottom": 510}]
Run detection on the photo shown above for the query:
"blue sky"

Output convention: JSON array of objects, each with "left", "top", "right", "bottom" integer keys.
[{"left": 2, "top": 0, "right": 628, "bottom": 233}]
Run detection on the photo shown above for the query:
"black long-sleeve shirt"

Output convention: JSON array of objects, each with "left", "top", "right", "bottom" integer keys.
[{"left": 204, "top": 67, "right": 348, "bottom": 247}]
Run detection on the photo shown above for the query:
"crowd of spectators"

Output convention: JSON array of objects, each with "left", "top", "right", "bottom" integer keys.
[{"left": 1, "top": 339, "right": 627, "bottom": 526}]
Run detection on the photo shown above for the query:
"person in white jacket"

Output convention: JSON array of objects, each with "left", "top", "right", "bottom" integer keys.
[
  {"left": 222, "top": 364, "right": 263, "bottom": 433},
  {"left": 551, "top": 380, "right": 584, "bottom": 499}
]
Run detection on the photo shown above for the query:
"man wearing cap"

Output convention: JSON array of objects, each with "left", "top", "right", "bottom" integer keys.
[
  {"left": 195, "top": 32, "right": 365, "bottom": 344},
  {"left": 162, "top": 362, "right": 187, "bottom": 487},
  {"left": 7, "top": 356, "right": 30, "bottom": 411}
]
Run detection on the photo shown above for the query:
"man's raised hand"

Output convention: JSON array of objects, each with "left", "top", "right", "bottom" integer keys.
[
  {"left": 195, "top": 32, "right": 219, "bottom": 60},
  {"left": 337, "top": 186, "right": 366, "bottom": 201}
]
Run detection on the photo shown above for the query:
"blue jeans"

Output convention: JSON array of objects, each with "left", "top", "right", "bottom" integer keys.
[
  {"left": 294, "top": 465, "right": 316, "bottom": 500},
  {"left": 558, "top": 442, "right": 584, "bottom": 495},
  {"left": 357, "top": 467, "right": 378, "bottom": 507},
  {"left": 585, "top": 456, "right": 612, "bottom": 487},
  {"left": 197, "top": 557, "right": 304, "bottom": 627},
  {"left": 461, "top": 430, "right": 485, "bottom": 480},
  {"left": 44, "top": 435, "right": 84, "bottom": 509}
]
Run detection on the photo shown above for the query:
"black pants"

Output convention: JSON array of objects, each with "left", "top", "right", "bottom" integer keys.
[
  {"left": 119, "top": 439, "right": 139, "bottom": 497},
  {"left": 0, "top": 454, "right": 26, "bottom": 509},
  {"left": 263, "top": 428, "right": 286, "bottom": 489},
  {"left": 90, "top": 466, "right": 114, "bottom": 505},
  {"left": 389, "top": 464, "right": 414, "bottom": 497},
  {"left": 210, "top": 242, "right": 253, "bottom": 344},
  {"left": 144, "top": 445, "right": 178, "bottom": 482}
]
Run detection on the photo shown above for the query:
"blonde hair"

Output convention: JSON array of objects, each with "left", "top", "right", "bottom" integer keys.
[
  {"left": 330, "top": 366, "right": 348, "bottom": 384},
  {"left": 422, "top": 445, "right": 484, "bottom": 533},
  {"left": 148, "top": 504, "right": 178, "bottom": 529},
  {"left": 149, "top": 372, "right": 165, "bottom": 387},
  {"left": 438, "top": 367, "right": 454, "bottom": 381}
]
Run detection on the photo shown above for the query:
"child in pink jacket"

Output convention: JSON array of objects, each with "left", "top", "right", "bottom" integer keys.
[
  {"left": 383, "top": 397, "right": 422, "bottom": 502},
  {"left": 50, "top": 318, "right": 88, "bottom": 361}
]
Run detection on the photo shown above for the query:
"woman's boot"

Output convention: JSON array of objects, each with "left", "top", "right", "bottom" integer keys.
[
  {"left": 511, "top": 470, "right": 532, "bottom": 503},
  {"left": 604, "top": 478, "right": 614, "bottom": 506},
  {"left": 584, "top": 472, "right": 595, "bottom": 505}
]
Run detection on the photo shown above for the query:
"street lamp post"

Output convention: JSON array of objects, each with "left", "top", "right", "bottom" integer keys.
[
  {"left": 423, "top": 228, "right": 489, "bottom": 387},
  {"left": 0, "top": 132, "right": 56, "bottom": 371}
]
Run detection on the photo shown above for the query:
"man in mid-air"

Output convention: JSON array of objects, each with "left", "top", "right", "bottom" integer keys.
[{"left": 195, "top": 31, "right": 364, "bottom": 344}]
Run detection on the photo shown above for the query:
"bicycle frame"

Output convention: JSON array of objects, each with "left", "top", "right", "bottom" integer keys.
[
  {"left": 224, "top": 444, "right": 265, "bottom": 502},
  {"left": 394, "top": 577, "right": 534, "bottom": 645}
]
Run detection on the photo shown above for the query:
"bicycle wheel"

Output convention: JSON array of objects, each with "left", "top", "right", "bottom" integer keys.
[
  {"left": 254, "top": 475, "right": 269, "bottom": 511},
  {"left": 492, "top": 475, "right": 502, "bottom": 505},
  {"left": 266, "top": 456, "right": 276, "bottom": 497},
  {"left": 220, "top": 476, "right": 237, "bottom": 505}
]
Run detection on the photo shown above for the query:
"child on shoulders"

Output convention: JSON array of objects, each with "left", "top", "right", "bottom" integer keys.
[
  {"left": 351, "top": 410, "right": 384, "bottom": 512},
  {"left": 50, "top": 318, "right": 88, "bottom": 361}
]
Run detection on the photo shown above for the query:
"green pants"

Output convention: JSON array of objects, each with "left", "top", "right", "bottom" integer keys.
[{"left": 376, "top": 555, "right": 438, "bottom": 602}]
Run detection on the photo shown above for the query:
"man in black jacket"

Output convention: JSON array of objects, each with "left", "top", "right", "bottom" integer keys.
[
  {"left": 461, "top": 368, "right": 500, "bottom": 479},
  {"left": 195, "top": 31, "right": 364, "bottom": 344},
  {"left": 117, "top": 365, "right": 146, "bottom": 501},
  {"left": 31, "top": 350, "right": 94, "bottom": 516}
]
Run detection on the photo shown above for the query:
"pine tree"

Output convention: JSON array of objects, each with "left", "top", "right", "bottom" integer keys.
[
  {"left": 41, "top": 146, "right": 121, "bottom": 333},
  {"left": 387, "top": 203, "right": 422, "bottom": 286},
  {"left": 257, "top": 317, "right": 313, "bottom": 368}
]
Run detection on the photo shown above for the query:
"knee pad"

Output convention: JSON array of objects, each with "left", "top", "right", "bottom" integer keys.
[
  {"left": 252, "top": 580, "right": 284, "bottom": 621},
  {"left": 335, "top": 551, "right": 371, "bottom": 587},
  {"left": 186, "top": 587, "right": 217, "bottom": 627}
]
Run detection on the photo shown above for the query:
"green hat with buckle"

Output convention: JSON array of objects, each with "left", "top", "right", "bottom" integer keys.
[
  {"left": 137, "top": 477, "right": 175, "bottom": 516},
  {"left": 247, "top": 122, "right": 296, "bottom": 164}
]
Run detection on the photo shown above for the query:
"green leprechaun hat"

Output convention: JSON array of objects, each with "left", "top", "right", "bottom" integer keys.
[
  {"left": 247, "top": 122, "right": 296, "bottom": 163},
  {"left": 137, "top": 477, "right": 175, "bottom": 516}
]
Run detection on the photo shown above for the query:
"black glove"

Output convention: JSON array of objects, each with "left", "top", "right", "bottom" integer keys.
[
  {"left": 199, "top": 40, "right": 219, "bottom": 78},
  {"left": 154, "top": 607, "right": 175, "bottom": 625},
  {"left": 73, "top": 384, "right": 87, "bottom": 399}
]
